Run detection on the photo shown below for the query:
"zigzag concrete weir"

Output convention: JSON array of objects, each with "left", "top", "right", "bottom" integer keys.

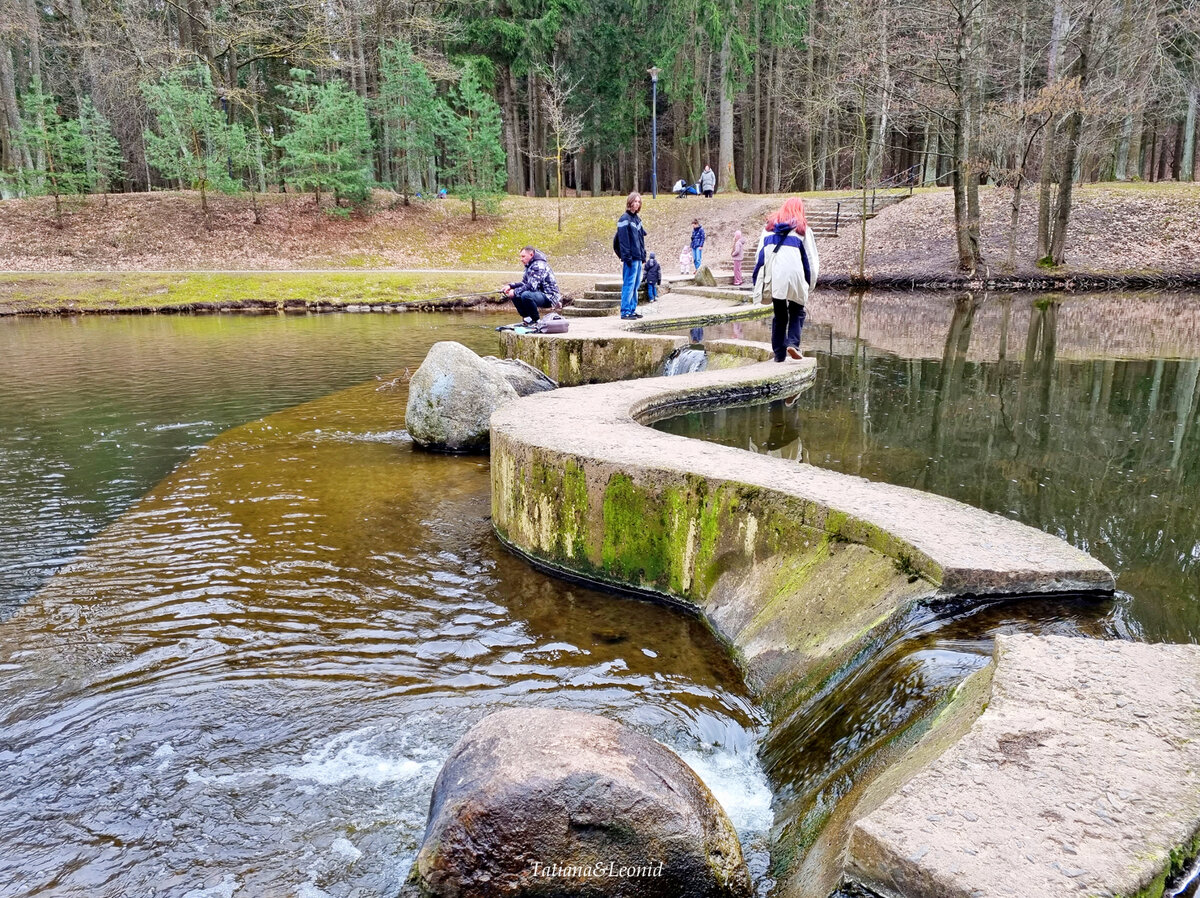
[{"left": 490, "top": 296, "right": 1200, "bottom": 898}]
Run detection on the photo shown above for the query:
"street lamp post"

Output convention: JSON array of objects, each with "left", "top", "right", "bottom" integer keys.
[{"left": 648, "top": 67, "right": 660, "bottom": 198}]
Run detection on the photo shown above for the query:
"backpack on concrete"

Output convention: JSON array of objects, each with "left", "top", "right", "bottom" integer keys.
[{"left": 535, "top": 312, "right": 569, "bottom": 334}]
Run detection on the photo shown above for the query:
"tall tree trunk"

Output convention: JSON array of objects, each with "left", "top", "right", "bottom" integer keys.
[
  {"left": 1183, "top": 87, "right": 1197, "bottom": 182},
  {"left": 751, "top": 0, "right": 761, "bottom": 192},
  {"left": 951, "top": 0, "right": 980, "bottom": 274},
  {"left": 718, "top": 30, "right": 737, "bottom": 192},
  {"left": 922, "top": 124, "right": 938, "bottom": 185},
  {"left": 1115, "top": 113, "right": 1133, "bottom": 180},
  {"left": 866, "top": 6, "right": 891, "bottom": 184},
  {"left": 768, "top": 44, "right": 783, "bottom": 192},
  {"left": 1047, "top": 12, "right": 1093, "bottom": 265},
  {"left": 503, "top": 70, "right": 525, "bottom": 194},
  {"left": 1173, "top": 117, "right": 1187, "bottom": 180},
  {"left": 591, "top": 152, "right": 601, "bottom": 196},
  {"left": 1037, "top": 0, "right": 1067, "bottom": 260},
  {"left": 0, "top": 44, "right": 31, "bottom": 171}
]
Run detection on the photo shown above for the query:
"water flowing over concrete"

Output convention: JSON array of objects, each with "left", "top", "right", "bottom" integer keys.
[
  {"left": 848, "top": 634, "right": 1200, "bottom": 898},
  {"left": 490, "top": 293, "right": 1130, "bottom": 895}
]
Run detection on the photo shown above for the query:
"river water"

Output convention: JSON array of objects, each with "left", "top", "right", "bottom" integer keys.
[
  {"left": 0, "top": 312, "right": 771, "bottom": 898},
  {"left": 655, "top": 291, "right": 1200, "bottom": 895},
  {"left": 3, "top": 293, "right": 1197, "bottom": 898}
]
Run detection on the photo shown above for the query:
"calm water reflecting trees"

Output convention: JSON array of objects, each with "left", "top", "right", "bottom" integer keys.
[{"left": 658, "top": 291, "right": 1200, "bottom": 644}]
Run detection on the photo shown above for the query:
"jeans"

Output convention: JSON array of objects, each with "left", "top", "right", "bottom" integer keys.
[
  {"left": 772, "top": 299, "right": 806, "bottom": 361},
  {"left": 647, "top": 283, "right": 657, "bottom": 302},
  {"left": 512, "top": 289, "right": 550, "bottom": 322},
  {"left": 621, "top": 260, "right": 643, "bottom": 317},
  {"left": 692, "top": 247, "right": 703, "bottom": 271}
]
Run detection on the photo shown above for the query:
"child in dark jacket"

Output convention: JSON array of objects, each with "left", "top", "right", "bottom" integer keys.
[{"left": 644, "top": 253, "right": 661, "bottom": 302}]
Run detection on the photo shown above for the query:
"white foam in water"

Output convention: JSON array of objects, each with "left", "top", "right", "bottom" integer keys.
[
  {"left": 180, "top": 874, "right": 240, "bottom": 898},
  {"left": 271, "top": 729, "right": 433, "bottom": 786},
  {"left": 330, "top": 837, "right": 362, "bottom": 863},
  {"left": 675, "top": 746, "right": 775, "bottom": 836}
]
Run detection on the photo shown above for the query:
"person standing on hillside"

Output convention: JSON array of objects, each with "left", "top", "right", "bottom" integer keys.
[
  {"left": 613, "top": 191, "right": 647, "bottom": 320},
  {"left": 699, "top": 164, "right": 716, "bottom": 198},
  {"left": 502, "top": 245, "right": 561, "bottom": 326},
  {"left": 731, "top": 229, "right": 746, "bottom": 286},
  {"left": 690, "top": 219, "right": 706, "bottom": 271},
  {"left": 752, "top": 196, "right": 819, "bottom": 362}
]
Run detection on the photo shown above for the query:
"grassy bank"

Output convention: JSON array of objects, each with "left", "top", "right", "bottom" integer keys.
[{"left": 0, "top": 271, "right": 529, "bottom": 315}]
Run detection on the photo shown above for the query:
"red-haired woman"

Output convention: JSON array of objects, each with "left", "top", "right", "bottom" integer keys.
[{"left": 751, "top": 197, "right": 819, "bottom": 361}]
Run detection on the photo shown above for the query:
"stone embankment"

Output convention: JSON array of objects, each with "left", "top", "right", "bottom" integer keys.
[{"left": 485, "top": 283, "right": 1197, "bottom": 898}]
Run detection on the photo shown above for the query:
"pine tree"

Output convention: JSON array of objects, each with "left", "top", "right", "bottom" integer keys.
[
  {"left": 78, "top": 98, "right": 124, "bottom": 200},
  {"left": 7, "top": 85, "right": 91, "bottom": 227},
  {"left": 276, "top": 69, "right": 374, "bottom": 209},
  {"left": 444, "top": 60, "right": 506, "bottom": 221},
  {"left": 378, "top": 41, "right": 441, "bottom": 205},
  {"left": 142, "top": 67, "right": 240, "bottom": 222}
]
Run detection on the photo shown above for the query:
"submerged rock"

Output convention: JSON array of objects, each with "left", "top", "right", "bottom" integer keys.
[
  {"left": 406, "top": 708, "right": 753, "bottom": 898},
  {"left": 405, "top": 342, "right": 556, "bottom": 452}
]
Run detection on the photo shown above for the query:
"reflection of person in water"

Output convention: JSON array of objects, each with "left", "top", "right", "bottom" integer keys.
[
  {"left": 758, "top": 398, "right": 802, "bottom": 458},
  {"left": 690, "top": 326, "right": 704, "bottom": 344}
]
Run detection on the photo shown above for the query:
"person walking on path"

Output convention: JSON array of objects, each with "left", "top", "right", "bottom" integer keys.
[
  {"left": 690, "top": 219, "right": 706, "bottom": 271},
  {"left": 731, "top": 229, "right": 746, "bottom": 286},
  {"left": 613, "top": 191, "right": 648, "bottom": 320},
  {"left": 502, "top": 245, "right": 561, "bottom": 325},
  {"left": 699, "top": 164, "right": 716, "bottom": 198},
  {"left": 679, "top": 244, "right": 691, "bottom": 274},
  {"left": 751, "top": 197, "right": 819, "bottom": 362},
  {"left": 644, "top": 252, "right": 661, "bottom": 302}
]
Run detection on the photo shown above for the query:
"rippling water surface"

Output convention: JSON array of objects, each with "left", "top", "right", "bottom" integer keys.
[{"left": 0, "top": 312, "right": 771, "bottom": 898}]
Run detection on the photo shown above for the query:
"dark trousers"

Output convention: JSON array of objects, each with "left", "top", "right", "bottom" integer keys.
[
  {"left": 772, "top": 299, "right": 806, "bottom": 361},
  {"left": 512, "top": 290, "right": 551, "bottom": 322}
]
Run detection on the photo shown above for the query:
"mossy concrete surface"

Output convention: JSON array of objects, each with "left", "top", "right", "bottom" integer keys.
[
  {"left": 489, "top": 299, "right": 1119, "bottom": 898},
  {"left": 847, "top": 634, "right": 1200, "bottom": 898}
]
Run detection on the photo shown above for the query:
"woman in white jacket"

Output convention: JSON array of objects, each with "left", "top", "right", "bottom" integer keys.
[{"left": 751, "top": 196, "right": 820, "bottom": 361}]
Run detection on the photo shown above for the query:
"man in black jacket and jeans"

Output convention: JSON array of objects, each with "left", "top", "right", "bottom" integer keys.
[
  {"left": 502, "top": 246, "right": 561, "bottom": 325},
  {"left": 612, "top": 192, "right": 647, "bottom": 320}
]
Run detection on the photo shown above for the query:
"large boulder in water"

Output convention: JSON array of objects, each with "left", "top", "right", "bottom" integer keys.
[
  {"left": 482, "top": 356, "right": 558, "bottom": 397},
  {"left": 405, "top": 708, "right": 752, "bottom": 898},
  {"left": 405, "top": 343, "right": 555, "bottom": 452}
]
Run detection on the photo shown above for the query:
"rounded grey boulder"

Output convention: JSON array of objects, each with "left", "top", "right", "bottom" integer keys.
[
  {"left": 406, "top": 708, "right": 753, "bottom": 898},
  {"left": 405, "top": 342, "right": 555, "bottom": 452}
]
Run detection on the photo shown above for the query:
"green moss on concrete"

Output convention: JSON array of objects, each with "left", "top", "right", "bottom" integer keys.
[{"left": 1118, "top": 828, "right": 1200, "bottom": 898}]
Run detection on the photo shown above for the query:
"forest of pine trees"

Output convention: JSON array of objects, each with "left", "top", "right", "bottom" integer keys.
[{"left": 0, "top": 0, "right": 1196, "bottom": 228}]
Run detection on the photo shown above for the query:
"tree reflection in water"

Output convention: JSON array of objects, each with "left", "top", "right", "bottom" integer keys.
[{"left": 657, "top": 291, "right": 1200, "bottom": 645}]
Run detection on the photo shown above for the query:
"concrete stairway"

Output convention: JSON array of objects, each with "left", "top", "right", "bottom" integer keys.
[{"left": 803, "top": 192, "right": 911, "bottom": 237}]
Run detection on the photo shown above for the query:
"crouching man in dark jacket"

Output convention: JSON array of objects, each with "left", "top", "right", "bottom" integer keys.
[{"left": 503, "top": 246, "right": 561, "bottom": 325}]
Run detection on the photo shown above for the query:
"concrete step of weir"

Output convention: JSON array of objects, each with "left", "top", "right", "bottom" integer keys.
[
  {"left": 582, "top": 291, "right": 626, "bottom": 303},
  {"left": 574, "top": 297, "right": 622, "bottom": 310},
  {"left": 562, "top": 306, "right": 618, "bottom": 318}
]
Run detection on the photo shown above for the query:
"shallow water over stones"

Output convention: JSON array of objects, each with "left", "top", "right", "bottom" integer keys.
[{"left": 0, "top": 313, "right": 773, "bottom": 897}]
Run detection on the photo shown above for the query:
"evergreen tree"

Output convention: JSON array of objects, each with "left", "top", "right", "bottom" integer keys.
[
  {"left": 6, "top": 85, "right": 91, "bottom": 227},
  {"left": 444, "top": 60, "right": 506, "bottom": 221},
  {"left": 142, "top": 67, "right": 240, "bottom": 220},
  {"left": 276, "top": 70, "right": 374, "bottom": 208},
  {"left": 378, "top": 41, "right": 442, "bottom": 205},
  {"left": 78, "top": 98, "right": 124, "bottom": 200}
]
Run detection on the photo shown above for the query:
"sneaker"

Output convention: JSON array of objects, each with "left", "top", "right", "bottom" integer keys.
[
  {"left": 523, "top": 317, "right": 535, "bottom": 326},
  {"left": 631, "top": 313, "right": 643, "bottom": 319},
  {"left": 786, "top": 345, "right": 803, "bottom": 360}
]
